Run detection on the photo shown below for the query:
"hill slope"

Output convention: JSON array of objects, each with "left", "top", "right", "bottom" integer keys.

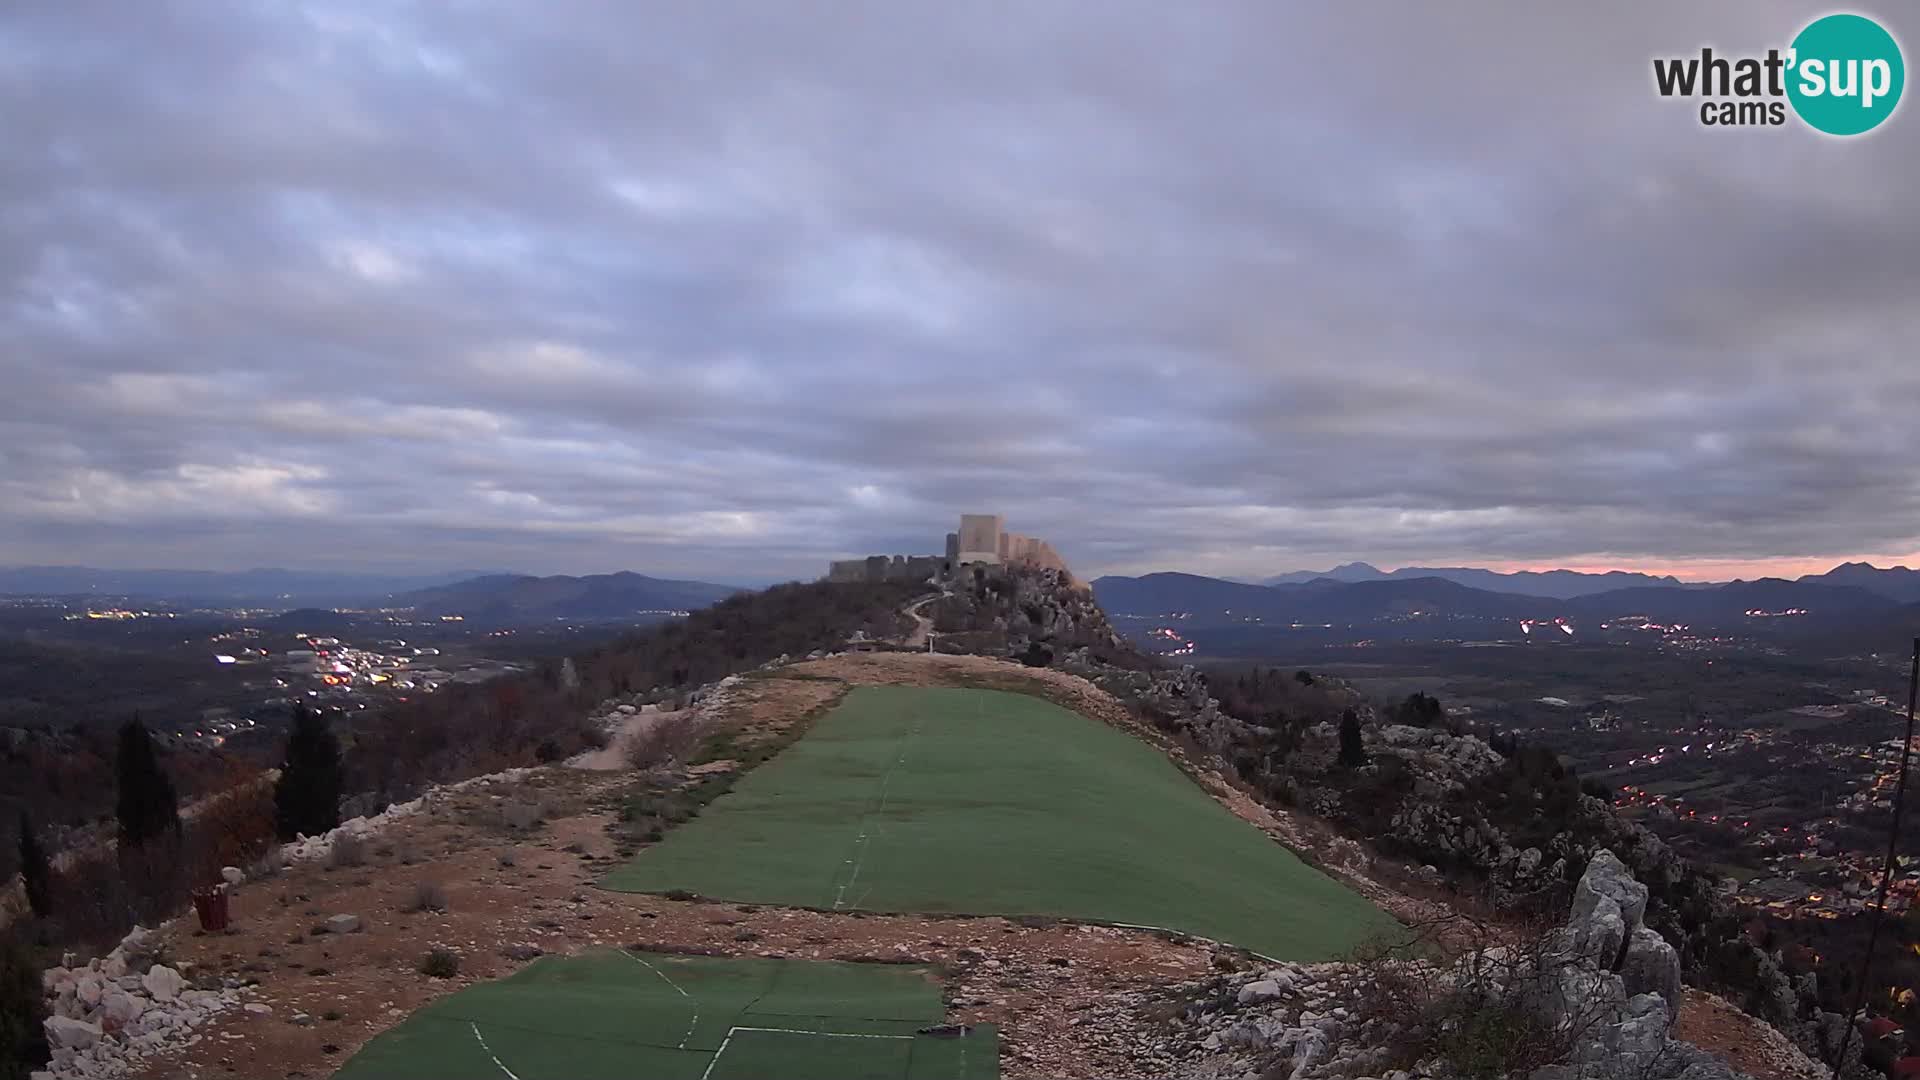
[{"left": 392, "top": 571, "right": 740, "bottom": 619}]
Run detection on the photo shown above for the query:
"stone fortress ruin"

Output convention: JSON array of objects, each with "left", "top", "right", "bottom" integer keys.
[{"left": 825, "top": 513, "right": 1067, "bottom": 584}]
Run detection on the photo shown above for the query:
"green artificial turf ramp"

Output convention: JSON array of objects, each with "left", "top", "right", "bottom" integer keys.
[
  {"left": 331, "top": 950, "right": 996, "bottom": 1080},
  {"left": 603, "top": 686, "right": 1398, "bottom": 960}
]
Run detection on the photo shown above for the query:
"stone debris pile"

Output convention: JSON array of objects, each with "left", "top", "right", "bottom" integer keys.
[{"left": 36, "top": 926, "right": 254, "bottom": 1080}]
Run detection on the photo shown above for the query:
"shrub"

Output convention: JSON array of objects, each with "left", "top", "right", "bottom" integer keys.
[
  {"left": 418, "top": 948, "right": 459, "bottom": 979},
  {"left": 15, "top": 813, "right": 50, "bottom": 919},
  {"left": 0, "top": 939, "right": 50, "bottom": 1080},
  {"left": 623, "top": 714, "right": 703, "bottom": 772},
  {"left": 1345, "top": 919, "right": 1618, "bottom": 1080},
  {"left": 247, "top": 845, "right": 283, "bottom": 881},
  {"left": 406, "top": 881, "right": 448, "bottom": 913},
  {"left": 497, "top": 850, "right": 516, "bottom": 868},
  {"left": 327, "top": 834, "right": 366, "bottom": 870}
]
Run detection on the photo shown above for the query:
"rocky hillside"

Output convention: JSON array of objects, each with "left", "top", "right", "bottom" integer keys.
[
  {"left": 947, "top": 563, "right": 1869, "bottom": 1079},
  {"left": 1150, "top": 852, "right": 1815, "bottom": 1080}
]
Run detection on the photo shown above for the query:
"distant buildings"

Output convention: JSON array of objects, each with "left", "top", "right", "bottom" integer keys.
[{"left": 826, "top": 512, "right": 1067, "bottom": 583}]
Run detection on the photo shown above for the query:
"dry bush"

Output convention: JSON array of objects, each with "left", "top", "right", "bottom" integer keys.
[
  {"left": 327, "top": 834, "right": 366, "bottom": 869},
  {"left": 405, "top": 881, "right": 448, "bottom": 913},
  {"left": 246, "top": 845, "right": 283, "bottom": 881},
  {"left": 188, "top": 780, "right": 276, "bottom": 885},
  {"left": 1342, "top": 913, "right": 1620, "bottom": 1080},
  {"left": 623, "top": 713, "right": 705, "bottom": 771}
]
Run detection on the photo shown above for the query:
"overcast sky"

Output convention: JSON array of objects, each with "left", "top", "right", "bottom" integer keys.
[{"left": 4, "top": 3, "right": 1916, "bottom": 584}]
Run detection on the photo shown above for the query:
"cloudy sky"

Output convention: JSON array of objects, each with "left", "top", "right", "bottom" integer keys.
[{"left": 4, "top": 3, "right": 1916, "bottom": 584}]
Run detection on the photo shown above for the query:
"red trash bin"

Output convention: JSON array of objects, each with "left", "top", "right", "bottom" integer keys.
[{"left": 193, "top": 886, "right": 230, "bottom": 932}]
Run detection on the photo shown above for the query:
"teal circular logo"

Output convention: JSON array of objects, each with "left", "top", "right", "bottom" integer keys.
[{"left": 1787, "top": 13, "right": 1904, "bottom": 135}]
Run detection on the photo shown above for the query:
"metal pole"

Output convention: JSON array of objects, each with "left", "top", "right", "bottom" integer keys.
[{"left": 1832, "top": 637, "right": 1920, "bottom": 1077}]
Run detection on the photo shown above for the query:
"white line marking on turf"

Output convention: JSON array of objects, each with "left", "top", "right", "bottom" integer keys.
[
  {"left": 469, "top": 1022, "right": 522, "bottom": 1080},
  {"left": 699, "top": 1023, "right": 983, "bottom": 1078},
  {"left": 833, "top": 702, "right": 929, "bottom": 910},
  {"left": 733, "top": 1026, "right": 911, "bottom": 1038},
  {"left": 622, "top": 950, "right": 700, "bottom": 1049}
]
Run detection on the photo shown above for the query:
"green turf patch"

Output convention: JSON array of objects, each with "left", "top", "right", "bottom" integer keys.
[
  {"left": 331, "top": 951, "right": 996, "bottom": 1080},
  {"left": 602, "top": 686, "right": 1399, "bottom": 960}
]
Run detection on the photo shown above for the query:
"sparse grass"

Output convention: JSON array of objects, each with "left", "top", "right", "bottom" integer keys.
[
  {"left": 327, "top": 834, "right": 366, "bottom": 870},
  {"left": 498, "top": 799, "right": 545, "bottom": 832},
  {"left": 404, "top": 881, "right": 448, "bottom": 913}
]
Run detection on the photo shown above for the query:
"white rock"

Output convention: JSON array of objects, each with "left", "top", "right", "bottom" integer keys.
[
  {"left": 244, "top": 1003, "right": 272, "bottom": 1016},
  {"left": 76, "top": 974, "right": 105, "bottom": 1007},
  {"left": 325, "top": 913, "right": 362, "bottom": 934},
  {"left": 1237, "top": 979, "right": 1284, "bottom": 1004},
  {"left": 221, "top": 865, "right": 245, "bottom": 886},
  {"left": 45, "top": 1016, "right": 103, "bottom": 1050},
  {"left": 100, "top": 954, "right": 127, "bottom": 980},
  {"left": 100, "top": 990, "right": 145, "bottom": 1027},
  {"left": 141, "top": 964, "right": 185, "bottom": 1002}
]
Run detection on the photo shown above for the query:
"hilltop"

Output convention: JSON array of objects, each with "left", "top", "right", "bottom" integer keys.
[{"left": 6, "top": 566, "right": 1845, "bottom": 1080}]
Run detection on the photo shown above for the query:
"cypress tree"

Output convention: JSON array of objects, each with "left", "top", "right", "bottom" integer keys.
[
  {"left": 115, "top": 717, "right": 180, "bottom": 849},
  {"left": 1338, "top": 708, "right": 1368, "bottom": 768},
  {"left": 274, "top": 706, "right": 343, "bottom": 841},
  {"left": 15, "top": 812, "right": 51, "bottom": 919}
]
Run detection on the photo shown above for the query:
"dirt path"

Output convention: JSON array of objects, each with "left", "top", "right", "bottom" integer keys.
[{"left": 900, "top": 591, "right": 943, "bottom": 649}]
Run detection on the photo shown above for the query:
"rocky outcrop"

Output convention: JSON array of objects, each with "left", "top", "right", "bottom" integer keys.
[{"left": 1158, "top": 852, "right": 1738, "bottom": 1080}]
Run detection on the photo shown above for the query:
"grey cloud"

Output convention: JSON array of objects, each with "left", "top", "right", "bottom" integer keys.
[{"left": 3, "top": 1, "right": 1918, "bottom": 583}]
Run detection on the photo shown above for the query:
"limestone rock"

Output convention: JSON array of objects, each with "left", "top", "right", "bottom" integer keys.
[
  {"left": 1572, "top": 850, "right": 1648, "bottom": 934},
  {"left": 100, "top": 989, "right": 146, "bottom": 1028},
  {"left": 1237, "top": 979, "right": 1284, "bottom": 1005},
  {"left": 45, "top": 1016, "right": 102, "bottom": 1050},
  {"left": 221, "top": 865, "right": 246, "bottom": 886},
  {"left": 142, "top": 964, "right": 185, "bottom": 1002},
  {"left": 325, "top": 913, "right": 362, "bottom": 934},
  {"left": 1620, "top": 926, "right": 1682, "bottom": 1019},
  {"left": 1568, "top": 895, "right": 1628, "bottom": 970}
]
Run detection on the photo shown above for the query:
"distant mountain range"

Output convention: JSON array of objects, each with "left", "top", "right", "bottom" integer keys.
[
  {"left": 1797, "top": 561, "right": 1920, "bottom": 603},
  {"left": 1095, "top": 561, "right": 1919, "bottom": 635},
  {"left": 0, "top": 566, "right": 496, "bottom": 606},
  {"left": 0, "top": 565, "right": 745, "bottom": 620},
  {"left": 1258, "top": 562, "right": 1685, "bottom": 599},
  {"left": 391, "top": 572, "right": 740, "bottom": 620}
]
